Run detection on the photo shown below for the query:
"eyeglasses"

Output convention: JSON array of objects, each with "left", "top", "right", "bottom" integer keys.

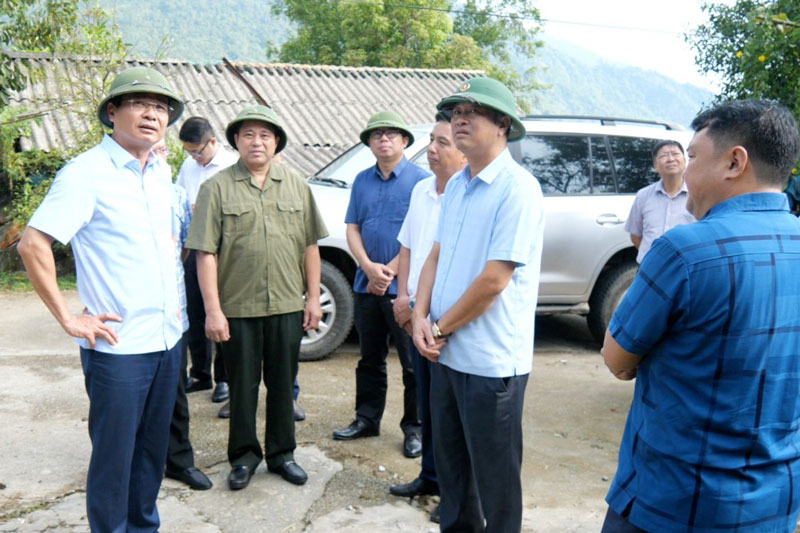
[
  {"left": 656, "top": 151, "right": 684, "bottom": 161},
  {"left": 185, "top": 138, "right": 211, "bottom": 157},
  {"left": 121, "top": 98, "right": 171, "bottom": 116},
  {"left": 369, "top": 128, "right": 403, "bottom": 141}
]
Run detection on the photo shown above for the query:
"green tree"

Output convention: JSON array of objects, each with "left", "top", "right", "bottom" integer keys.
[
  {"left": 689, "top": 0, "right": 800, "bottom": 118},
  {"left": 452, "top": 0, "right": 543, "bottom": 101},
  {"left": 1, "top": 1, "right": 128, "bottom": 233},
  {"left": 271, "top": 0, "right": 543, "bottom": 108},
  {"left": 1, "top": 0, "right": 80, "bottom": 106}
]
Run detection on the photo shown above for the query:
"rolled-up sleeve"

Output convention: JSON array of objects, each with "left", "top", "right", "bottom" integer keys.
[
  {"left": 28, "top": 162, "right": 96, "bottom": 245},
  {"left": 487, "top": 175, "right": 543, "bottom": 266},
  {"left": 185, "top": 179, "right": 221, "bottom": 254},
  {"left": 609, "top": 238, "right": 689, "bottom": 356}
]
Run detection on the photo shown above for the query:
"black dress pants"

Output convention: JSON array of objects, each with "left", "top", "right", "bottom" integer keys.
[
  {"left": 166, "top": 332, "right": 194, "bottom": 472},
  {"left": 222, "top": 312, "right": 302, "bottom": 471},
  {"left": 185, "top": 251, "right": 227, "bottom": 384},
  {"left": 353, "top": 292, "right": 420, "bottom": 433},
  {"left": 430, "top": 363, "right": 528, "bottom": 533}
]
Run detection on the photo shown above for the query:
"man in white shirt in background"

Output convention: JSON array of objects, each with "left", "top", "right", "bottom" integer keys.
[
  {"left": 176, "top": 117, "right": 237, "bottom": 408},
  {"left": 389, "top": 113, "right": 467, "bottom": 524}
]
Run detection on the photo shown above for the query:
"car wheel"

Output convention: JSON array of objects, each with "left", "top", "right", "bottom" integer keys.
[
  {"left": 300, "top": 260, "right": 354, "bottom": 361},
  {"left": 587, "top": 262, "right": 638, "bottom": 345}
]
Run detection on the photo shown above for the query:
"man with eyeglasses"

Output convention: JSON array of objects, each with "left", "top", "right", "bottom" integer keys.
[
  {"left": 412, "top": 77, "right": 544, "bottom": 531},
  {"left": 332, "top": 111, "right": 427, "bottom": 460},
  {"left": 176, "top": 117, "right": 237, "bottom": 409},
  {"left": 625, "top": 140, "right": 695, "bottom": 264},
  {"left": 18, "top": 67, "right": 185, "bottom": 532}
]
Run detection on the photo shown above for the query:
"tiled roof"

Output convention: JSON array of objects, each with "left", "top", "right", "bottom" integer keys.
[{"left": 6, "top": 52, "right": 482, "bottom": 175}]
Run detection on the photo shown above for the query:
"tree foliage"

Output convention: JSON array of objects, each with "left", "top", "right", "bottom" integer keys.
[
  {"left": 271, "top": 0, "right": 543, "bottom": 109},
  {"left": 1, "top": 1, "right": 128, "bottom": 234},
  {"left": 0, "top": 0, "right": 79, "bottom": 106},
  {"left": 1, "top": 1, "right": 128, "bottom": 110},
  {"left": 689, "top": 0, "right": 800, "bottom": 118}
]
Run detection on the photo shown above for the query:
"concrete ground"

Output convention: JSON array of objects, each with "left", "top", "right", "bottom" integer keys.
[{"left": 0, "top": 290, "right": 635, "bottom": 532}]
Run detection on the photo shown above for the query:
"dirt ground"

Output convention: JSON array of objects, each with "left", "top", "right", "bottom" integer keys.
[{"left": 0, "top": 290, "right": 634, "bottom": 532}]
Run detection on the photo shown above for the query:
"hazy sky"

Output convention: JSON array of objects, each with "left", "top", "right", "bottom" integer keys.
[{"left": 535, "top": 0, "right": 735, "bottom": 90}]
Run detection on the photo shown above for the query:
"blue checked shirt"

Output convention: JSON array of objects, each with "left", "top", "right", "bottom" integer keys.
[{"left": 607, "top": 192, "right": 800, "bottom": 532}]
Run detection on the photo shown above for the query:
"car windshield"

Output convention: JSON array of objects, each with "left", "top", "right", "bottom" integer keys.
[{"left": 312, "top": 144, "right": 366, "bottom": 184}]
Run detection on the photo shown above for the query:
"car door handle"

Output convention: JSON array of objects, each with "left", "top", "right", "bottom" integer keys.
[{"left": 596, "top": 214, "right": 624, "bottom": 225}]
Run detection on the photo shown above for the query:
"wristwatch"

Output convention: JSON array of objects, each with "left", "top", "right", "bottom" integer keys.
[{"left": 432, "top": 321, "right": 445, "bottom": 339}]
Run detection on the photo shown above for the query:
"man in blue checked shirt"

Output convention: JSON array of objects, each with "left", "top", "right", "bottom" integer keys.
[{"left": 601, "top": 100, "right": 800, "bottom": 532}]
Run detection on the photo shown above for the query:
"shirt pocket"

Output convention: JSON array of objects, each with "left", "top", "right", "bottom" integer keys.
[
  {"left": 385, "top": 193, "right": 411, "bottom": 224},
  {"left": 276, "top": 199, "right": 304, "bottom": 234},
  {"left": 222, "top": 201, "right": 257, "bottom": 236}
]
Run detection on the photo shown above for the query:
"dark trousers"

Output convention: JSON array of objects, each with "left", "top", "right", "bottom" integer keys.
[
  {"left": 185, "top": 251, "right": 227, "bottom": 384},
  {"left": 601, "top": 506, "right": 648, "bottom": 533},
  {"left": 430, "top": 363, "right": 528, "bottom": 533},
  {"left": 222, "top": 312, "right": 302, "bottom": 471},
  {"left": 80, "top": 342, "right": 179, "bottom": 533},
  {"left": 166, "top": 332, "right": 195, "bottom": 472},
  {"left": 353, "top": 292, "right": 420, "bottom": 433},
  {"left": 411, "top": 343, "right": 436, "bottom": 483}
]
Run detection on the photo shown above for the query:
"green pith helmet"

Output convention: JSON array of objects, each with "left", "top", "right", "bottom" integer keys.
[
  {"left": 225, "top": 105, "right": 288, "bottom": 154},
  {"left": 97, "top": 67, "right": 184, "bottom": 128},
  {"left": 437, "top": 77, "right": 525, "bottom": 142},
  {"left": 359, "top": 111, "right": 414, "bottom": 146}
]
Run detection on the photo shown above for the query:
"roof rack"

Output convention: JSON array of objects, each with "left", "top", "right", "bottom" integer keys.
[{"left": 520, "top": 114, "right": 685, "bottom": 131}]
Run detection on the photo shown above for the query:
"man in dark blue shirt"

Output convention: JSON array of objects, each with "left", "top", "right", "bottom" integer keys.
[
  {"left": 333, "top": 111, "right": 428, "bottom": 458},
  {"left": 601, "top": 100, "right": 800, "bottom": 532}
]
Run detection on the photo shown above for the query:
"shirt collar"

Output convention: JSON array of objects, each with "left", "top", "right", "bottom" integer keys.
[
  {"left": 655, "top": 179, "right": 689, "bottom": 195},
  {"left": 460, "top": 148, "right": 512, "bottom": 185},
  {"left": 101, "top": 134, "right": 158, "bottom": 172},
  {"left": 706, "top": 192, "right": 789, "bottom": 218},
  {"left": 232, "top": 158, "right": 284, "bottom": 182},
  {"left": 372, "top": 156, "right": 409, "bottom": 181},
  {"left": 205, "top": 147, "right": 234, "bottom": 168},
  {"left": 425, "top": 175, "right": 441, "bottom": 199}
]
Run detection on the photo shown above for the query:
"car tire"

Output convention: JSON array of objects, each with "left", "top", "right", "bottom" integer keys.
[
  {"left": 300, "top": 260, "right": 354, "bottom": 362},
  {"left": 587, "top": 262, "right": 638, "bottom": 345}
]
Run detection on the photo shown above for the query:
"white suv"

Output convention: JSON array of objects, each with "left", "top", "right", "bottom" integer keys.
[{"left": 300, "top": 116, "right": 692, "bottom": 360}]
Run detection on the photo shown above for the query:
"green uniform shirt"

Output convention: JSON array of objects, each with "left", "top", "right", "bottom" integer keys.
[{"left": 186, "top": 159, "right": 329, "bottom": 318}]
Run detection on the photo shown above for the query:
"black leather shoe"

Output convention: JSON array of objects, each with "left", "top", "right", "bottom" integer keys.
[
  {"left": 228, "top": 465, "right": 252, "bottom": 490},
  {"left": 212, "top": 381, "right": 229, "bottom": 403},
  {"left": 389, "top": 476, "right": 439, "bottom": 497},
  {"left": 403, "top": 432, "right": 422, "bottom": 458},
  {"left": 430, "top": 503, "right": 440, "bottom": 524},
  {"left": 165, "top": 466, "right": 212, "bottom": 490},
  {"left": 293, "top": 400, "right": 306, "bottom": 421},
  {"left": 218, "top": 400, "right": 230, "bottom": 419},
  {"left": 268, "top": 460, "right": 308, "bottom": 485},
  {"left": 186, "top": 378, "right": 212, "bottom": 393},
  {"left": 333, "top": 419, "right": 379, "bottom": 440}
]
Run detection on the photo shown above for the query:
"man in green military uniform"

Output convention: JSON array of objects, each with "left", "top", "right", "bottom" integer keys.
[{"left": 186, "top": 105, "right": 328, "bottom": 490}]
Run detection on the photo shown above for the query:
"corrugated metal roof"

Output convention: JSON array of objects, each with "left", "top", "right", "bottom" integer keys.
[{"left": 6, "top": 52, "right": 482, "bottom": 175}]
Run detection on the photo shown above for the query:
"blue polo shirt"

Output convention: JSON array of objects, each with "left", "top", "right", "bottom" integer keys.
[
  {"left": 345, "top": 156, "right": 429, "bottom": 295},
  {"left": 607, "top": 192, "right": 800, "bottom": 532},
  {"left": 28, "top": 135, "right": 183, "bottom": 355},
  {"left": 430, "top": 149, "right": 544, "bottom": 378}
]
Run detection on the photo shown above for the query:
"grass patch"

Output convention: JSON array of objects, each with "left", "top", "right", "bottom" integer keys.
[{"left": 0, "top": 271, "right": 77, "bottom": 292}]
